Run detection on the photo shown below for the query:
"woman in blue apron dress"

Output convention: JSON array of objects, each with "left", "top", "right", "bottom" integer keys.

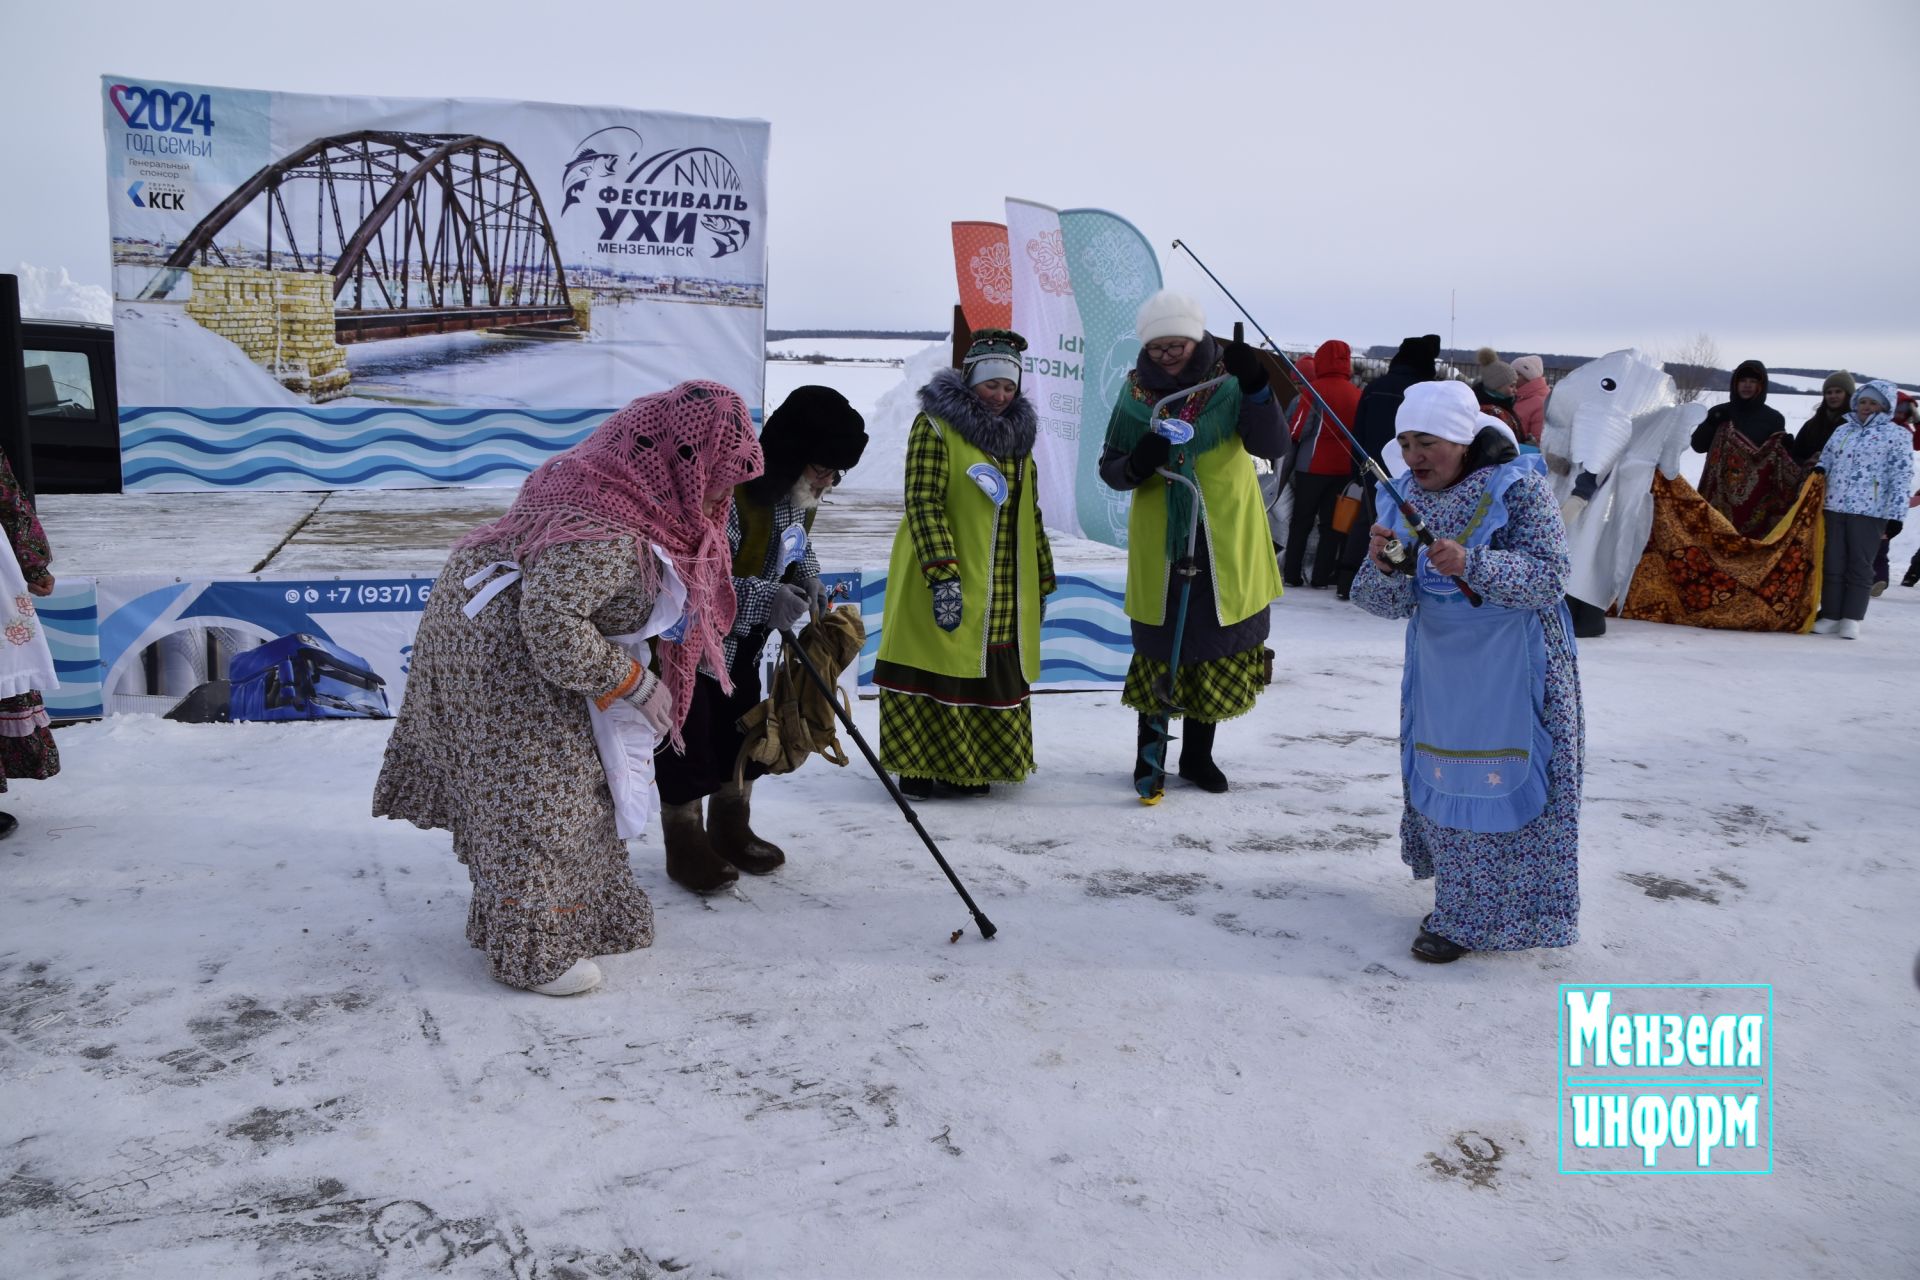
[{"left": 1351, "top": 381, "right": 1584, "bottom": 963}]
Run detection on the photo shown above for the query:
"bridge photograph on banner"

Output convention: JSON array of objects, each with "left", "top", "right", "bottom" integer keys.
[{"left": 101, "top": 76, "right": 770, "bottom": 492}]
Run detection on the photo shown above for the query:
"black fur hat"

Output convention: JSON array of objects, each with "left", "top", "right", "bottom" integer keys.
[{"left": 743, "top": 385, "right": 868, "bottom": 505}]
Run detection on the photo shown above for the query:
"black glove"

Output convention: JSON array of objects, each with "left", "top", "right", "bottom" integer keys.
[
  {"left": 1222, "top": 339, "right": 1269, "bottom": 395},
  {"left": 1129, "top": 430, "right": 1172, "bottom": 481},
  {"left": 1888, "top": 521, "right": 1904, "bottom": 539}
]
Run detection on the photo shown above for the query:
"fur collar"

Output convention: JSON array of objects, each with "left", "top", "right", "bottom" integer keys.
[{"left": 917, "top": 368, "right": 1039, "bottom": 459}]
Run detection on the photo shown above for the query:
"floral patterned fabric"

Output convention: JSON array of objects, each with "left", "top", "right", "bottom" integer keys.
[
  {"left": 0, "top": 449, "right": 57, "bottom": 791},
  {"left": 1352, "top": 469, "right": 1583, "bottom": 951},
  {"left": 1620, "top": 472, "right": 1823, "bottom": 632},
  {"left": 372, "top": 538, "right": 663, "bottom": 989},
  {"left": 1697, "top": 425, "right": 1809, "bottom": 540}
]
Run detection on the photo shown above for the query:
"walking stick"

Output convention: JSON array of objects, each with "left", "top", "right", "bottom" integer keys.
[
  {"left": 1169, "top": 240, "right": 1483, "bottom": 605},
  {"left": 776, "top": 624, "right": 998, "bottom": 941}
]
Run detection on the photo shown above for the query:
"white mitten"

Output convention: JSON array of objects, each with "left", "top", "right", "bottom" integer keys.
[
  {"left": 1560, "top": 493, "right": 1590, "bottom": 526},
  {"left": 625, "top": 669, "right": 675, "bottom": 737}
]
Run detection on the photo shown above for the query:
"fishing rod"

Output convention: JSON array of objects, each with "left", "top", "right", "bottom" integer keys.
[{"left": 1169, "top": 239, "right": 1482, "bottom": 606}]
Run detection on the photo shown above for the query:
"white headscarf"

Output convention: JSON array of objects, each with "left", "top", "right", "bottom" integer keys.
[{"left": 1398, "top": 380, "right": 1512, "bottom": 445}]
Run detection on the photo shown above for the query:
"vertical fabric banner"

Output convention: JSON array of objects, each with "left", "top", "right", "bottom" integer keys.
[
  {"left": 950, "top": 221, "right": 1014, "bottom": 333},
  {"left": 1004, "top": 198, "right": 1087, "bottom": 540},
  {"left": 1059, "top": 209, "right": 1161, "bottom": 548}
]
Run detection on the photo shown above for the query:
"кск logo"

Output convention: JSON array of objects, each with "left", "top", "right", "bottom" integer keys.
[{"left": 559, "top": 126, "right": 752, "bottom": 260}]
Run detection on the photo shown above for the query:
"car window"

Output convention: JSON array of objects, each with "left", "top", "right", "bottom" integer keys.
[{"left": 23, "top": 350, "right": 97, "bottom": 420}]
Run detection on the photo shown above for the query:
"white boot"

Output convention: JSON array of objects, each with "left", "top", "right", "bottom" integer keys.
[
  {"left": 1811, "top": 617, "right": 1840, "bottom": 635},
  {"left": 1836, "top": 619, "right": 1860, "bottom": 640},
  {"left": 529, "top": 958, "right": 602, "bottom": 996}
]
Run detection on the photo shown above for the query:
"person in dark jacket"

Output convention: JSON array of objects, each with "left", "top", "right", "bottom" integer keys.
[
  {"left": 1336, "top": 334, "right": 1441, "bottom": 596},
  {"left": 655, "top": 385, "right": 868, "bottom": 892},
  {"left": 1792, "top": 370, "right": 1856, "bottom": 464},
  {"left": 1284, "top": 339, "right": 1363, "bottom": 589},
  {"left": 1471, "top": 348, "right": 1524, "bottom": 438},
  {"left": 1690, "top": 358, "right": 1795, "bottom": 538},
  {"left": 1690, "top": 359, "right": 1787, "bottom": 452}
]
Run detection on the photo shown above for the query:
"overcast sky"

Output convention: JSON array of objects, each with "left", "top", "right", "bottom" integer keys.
[{"left": 6, "top": 0, "right": 1917, "bottom": 381}]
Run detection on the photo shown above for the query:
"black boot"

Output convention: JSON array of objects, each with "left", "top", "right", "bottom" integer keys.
[
  {"left": 662, "top": 800, "right": 738, "bottom": 894},
  {"left": 899, "top": 775, "right": 935, "bottom": 799},
  {"left": 707, "top": 781, "right": 785, "bottom": 875},
  {"left": 0, "top": 811, "right": 15, "bottom": 841},
  {"left": 1411, "top": 927, "right": 1468, "bottom": 964},
  {"left": 1178, "top": 719, "right": 1229, "bottom": 793}
]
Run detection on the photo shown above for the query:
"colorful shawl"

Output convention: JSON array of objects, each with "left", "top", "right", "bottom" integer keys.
[
  {"left": 1620, "top": 471, "right": 1824, "bottom": 632},
  {"left": 1697, "top": 424, "right": 1809, "bottom": 539}
]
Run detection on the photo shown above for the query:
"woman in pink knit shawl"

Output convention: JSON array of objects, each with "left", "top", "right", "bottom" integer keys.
[{"left": 375, "top": 381, "right": 763, "bottom": 997}]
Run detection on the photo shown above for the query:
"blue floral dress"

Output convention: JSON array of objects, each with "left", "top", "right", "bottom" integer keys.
[{"left": 1351, "top": 467, "right": 1583, "bottom": 950}]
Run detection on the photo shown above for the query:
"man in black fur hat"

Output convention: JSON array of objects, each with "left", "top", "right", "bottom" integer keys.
[{"left": 655, "top": 384, "right": 868, "bottom": 893}]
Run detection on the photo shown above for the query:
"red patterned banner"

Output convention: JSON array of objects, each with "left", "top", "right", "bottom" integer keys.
[{"left": 951, "top": 221, "right": 1013, "bottom": 332}]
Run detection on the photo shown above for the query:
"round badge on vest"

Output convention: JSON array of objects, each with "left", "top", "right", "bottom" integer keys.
[{"left": 966, "top": 463, "right": 1009, "bottom": 506}]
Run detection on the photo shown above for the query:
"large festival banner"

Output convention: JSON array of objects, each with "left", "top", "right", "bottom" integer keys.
[
  {"left": 1004, "top": 199, "right": 1087, "bottom": 540},
  {"left": 1059, "top": 209, "right": 1161, "bottom": 548},
  {"left": 950, "top": 221, "right": 1014, "bottom": 332},
  {"left": 101, "top": 75, "right": 770, "bottom": 492}
]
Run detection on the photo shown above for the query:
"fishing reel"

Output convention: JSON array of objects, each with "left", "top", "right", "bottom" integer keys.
[{"left": 1379, "top": 536, "right": 1413, "bottom": 575}]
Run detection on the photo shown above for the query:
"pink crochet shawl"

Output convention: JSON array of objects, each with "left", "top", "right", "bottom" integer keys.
[{"left": 458, "top": 381, "right": 764, "bottom": 746}]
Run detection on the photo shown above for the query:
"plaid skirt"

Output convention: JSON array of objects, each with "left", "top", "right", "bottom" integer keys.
[
  {"left": 1122, "top": 648, "right": 1266, "bottom": 723},
  {"left": 875, "top": 645, "right": 1034, "bottom": 785}
]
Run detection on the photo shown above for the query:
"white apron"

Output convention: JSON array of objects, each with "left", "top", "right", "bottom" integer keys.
[{"left": 0, "top": 535, "right": 58, "bottom": 710}]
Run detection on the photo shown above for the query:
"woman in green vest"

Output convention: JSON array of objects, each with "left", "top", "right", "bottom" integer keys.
[
  {"left": 1099, "top": 291, "right": 1285, "bottom": 794},
  {"left": 876, "top": 329, "right": 1056, "bottom": 798}
]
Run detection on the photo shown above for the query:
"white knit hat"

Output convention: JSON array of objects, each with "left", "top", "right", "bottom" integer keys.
[
  {"left": 1512, "top": 354, "right": 1545, "bottom": 382},
  {"left": 1398, "top": 381, "right": 1510, "bottom": 445},
  {"left": 1134, "top": 290, "right": 1206, "bottom": 345}
]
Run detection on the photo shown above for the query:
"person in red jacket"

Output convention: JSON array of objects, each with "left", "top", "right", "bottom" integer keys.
[{"left": 1282, "top": 339, "right": 1364, "bottom": 588}]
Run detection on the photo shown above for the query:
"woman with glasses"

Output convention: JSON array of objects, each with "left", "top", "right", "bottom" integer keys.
[
  {"left": 876, "top": 329, "right": 1056, "bottom": 799},
  {"left": 1098, "top": 291, "right": 1285, "bottom": 795}
]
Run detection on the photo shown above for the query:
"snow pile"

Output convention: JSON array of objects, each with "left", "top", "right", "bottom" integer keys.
[
  {"left": 13, "top": 263, "right": 112, "bottom": 325},
  {"left": 833, "top": 339, "right": 951, "bottom": 495},
  {"left": 113, "top": 301, "right": 301, "bottom": 408}
]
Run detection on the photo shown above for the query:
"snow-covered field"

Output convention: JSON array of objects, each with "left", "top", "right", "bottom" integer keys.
[
  {"left": 7, "top": 569, "right": 1920, "bottom": 1278},
  {"left": 7, "top": 332, "right": 1919, "bottom": 1277}
]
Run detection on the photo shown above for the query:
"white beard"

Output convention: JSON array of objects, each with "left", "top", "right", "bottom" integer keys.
[{"left": 787, "top": 476, "right": 831, "bottom": 511}]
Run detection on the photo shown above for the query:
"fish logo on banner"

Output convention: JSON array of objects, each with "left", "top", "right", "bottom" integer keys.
[
  {"left": 1059, "top": 209, "right": 1162, "bottom": 548},
  {"left": 563, "top": 127, "right": 753, "bottom": 260}
]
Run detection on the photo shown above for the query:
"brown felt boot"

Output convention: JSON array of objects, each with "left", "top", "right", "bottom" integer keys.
[
  {"left": 662, "top": 800, "right": 738, "bottom": 894},
  {"left": 707, "top": 780, "right": 786, "bottom": 875}
]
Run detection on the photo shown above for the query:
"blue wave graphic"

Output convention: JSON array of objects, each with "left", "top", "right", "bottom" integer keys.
[
  {"left": 53, "top": 658, "right": 100, "bottom": 675},
  {"left": 123, "top": 454, "right": 562, "bottom": 489},
  {"left": 1039, "top": 658, "right": 1129, "bottom": 681},
  {"left": 122, "top": 425, "right": 599, "bottom": 457},
  {"left": 123, "top": 406, "right": 612, "bottom": 427},
  {"left": 33, "top": 605, "right": 100, "bottom": 622}
]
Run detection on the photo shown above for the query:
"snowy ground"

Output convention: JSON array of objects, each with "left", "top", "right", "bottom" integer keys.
[
  {"left": 4, "top": 574, "right": 1917, "bottom": 1277},
  {"left": 10, "top": 330, "right": 1919, "bottom": 1276}
]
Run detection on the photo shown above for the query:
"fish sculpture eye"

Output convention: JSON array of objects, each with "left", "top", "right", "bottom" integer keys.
[{"left": 1599, "top": 377, "right": 1618, "bottom": 392}]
